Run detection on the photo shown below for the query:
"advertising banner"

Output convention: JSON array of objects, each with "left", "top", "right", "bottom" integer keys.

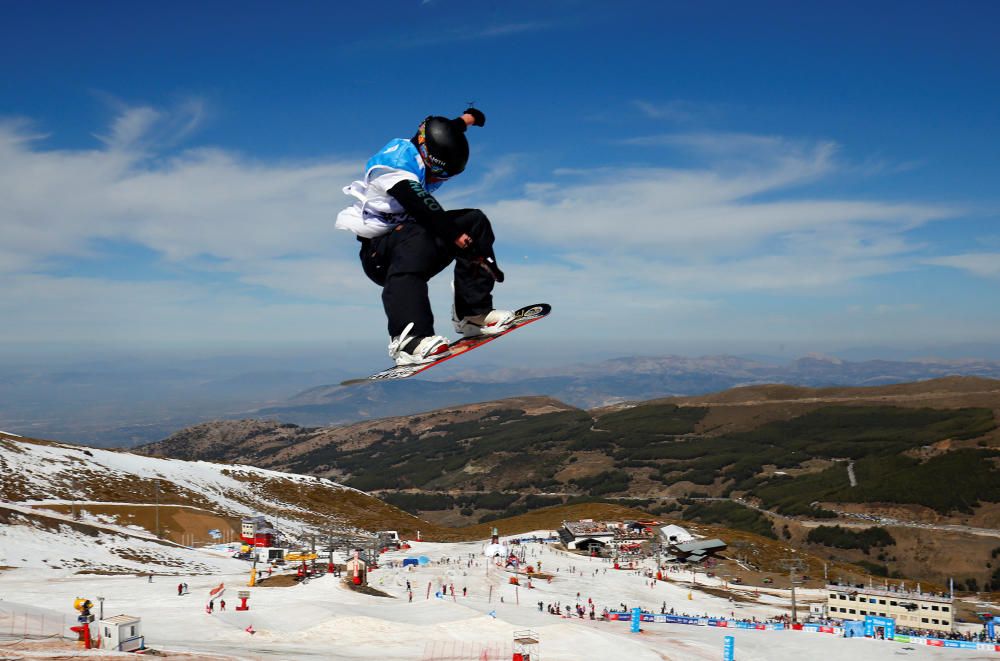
[
  {"left": 863, "top": 615, "right": 895, "bottom": 640},
  {"left": 723, "top": 635, "right": 735, "bottom": 661}
]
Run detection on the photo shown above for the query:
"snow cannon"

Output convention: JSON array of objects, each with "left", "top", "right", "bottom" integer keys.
[
  {"left": 71, "top": 598, "right": 94, "bottom": 649},
  {"left": 70, "top": 623, "right": 93, "bottom": 649},
  {"left": 73, "top": 598, "right": 94, "bottom": 617}
]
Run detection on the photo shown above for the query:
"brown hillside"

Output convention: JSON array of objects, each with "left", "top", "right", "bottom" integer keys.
[
  {"left": 137, "top": 395, "right": 576, "bottom": 475},
  {"left": 662, "top": 376, "right": 1000, "bottom": 438}
]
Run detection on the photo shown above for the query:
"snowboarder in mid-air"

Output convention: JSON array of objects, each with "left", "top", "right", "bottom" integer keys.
[{"left": 336, "top": 107, "right": 516, "bottom": 366}]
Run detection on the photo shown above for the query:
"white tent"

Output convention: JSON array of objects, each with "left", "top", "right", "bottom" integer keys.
[
  {"left": 660, "top": 524, "right": 695, "bottom": 544},
  {"left": 482, "top": 542, "right": 508, "bottom": 558}
]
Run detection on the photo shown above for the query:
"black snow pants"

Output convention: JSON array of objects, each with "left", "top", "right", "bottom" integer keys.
[{"left": 359, "top": 209, "right": 498, "bottom": 338}]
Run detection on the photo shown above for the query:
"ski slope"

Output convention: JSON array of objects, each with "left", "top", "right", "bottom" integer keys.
[{"left": 0, "top": 534, "right": 994, "bottom": 660}]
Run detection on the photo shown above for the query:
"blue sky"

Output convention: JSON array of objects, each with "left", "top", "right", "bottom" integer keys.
[{"left": 2, "top": 1, "right": 999, "bottom": 368}]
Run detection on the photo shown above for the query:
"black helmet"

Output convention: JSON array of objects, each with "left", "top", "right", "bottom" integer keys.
[{"left": 415, "top": 116, "right": 470, "bottom": 179}]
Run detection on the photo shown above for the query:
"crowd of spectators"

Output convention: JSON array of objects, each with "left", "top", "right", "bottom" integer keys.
[{"left": 893, "top": 626, "right": 998, "bottom": 643}]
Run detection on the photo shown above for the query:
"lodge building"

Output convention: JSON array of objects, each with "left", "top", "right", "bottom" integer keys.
[{"left": 826, "top": 583, "right": 954, "bottom": 633}]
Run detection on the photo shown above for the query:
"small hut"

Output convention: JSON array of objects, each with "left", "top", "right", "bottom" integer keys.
[
  {"left": 345, "top": 555, "right": 367, "bottom": 585},
  {"left": 99, "top": 615, "right": 143, "bottom": 652}
]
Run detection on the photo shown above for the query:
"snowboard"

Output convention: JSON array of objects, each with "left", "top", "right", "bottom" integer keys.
[{"left": 341, "top": 303, "right": 550, "bottom": 385}]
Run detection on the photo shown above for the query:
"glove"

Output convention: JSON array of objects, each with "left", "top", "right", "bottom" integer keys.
[{"left": 463, "top": 107, "right": 486, "bottom": 127}]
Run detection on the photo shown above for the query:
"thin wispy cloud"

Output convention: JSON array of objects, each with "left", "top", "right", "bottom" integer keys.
[
  {"left": 386, "top": 21, "right": 555, "bottom": 49},
  {"left": 925, "top": 253, "right": 1000, "bottom": 278},
  {"left": 489, "top": 134, "right": 954, "bottom": 262},
  {"left": 92, "top": 97, "right": 208, "bottom": 151},
  {"left": 633, "top": 100, "right": 724, "bottom": 124}
]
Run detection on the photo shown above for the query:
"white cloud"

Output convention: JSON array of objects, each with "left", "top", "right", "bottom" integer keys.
[
  {"left": 633, "top": 100, "right": 702, "bottom": 123},
  {"left": 924, "top": 252, "right": 1000, "bottom": 278},
  {"left": 0, "top": 105, "right": 981, "bottom": 351},
  {"left": 0, "top": 111, "right": 358, "bottom": 276}
]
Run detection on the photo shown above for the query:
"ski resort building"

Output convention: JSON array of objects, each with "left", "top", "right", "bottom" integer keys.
[
  {"left": 825, "top": 583, "right": 955, "bottom": 633},
  {"left": 670, "top": 538, "right": 728, "bottom": 563},
  {"left": 560, "top": 519, "right": 660, "bottom": 552},
  {"left": 560, "top": 520, "right": 616, "bottom": 551},
  {"left": 240, "top": 516, "right": 278, "bottom": 547}
]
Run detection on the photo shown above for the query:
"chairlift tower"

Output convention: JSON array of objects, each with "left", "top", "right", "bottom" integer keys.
[
  {"left": 512, "top": 629, "right": 539, "bottom": 661},
  {"left": 781, "top": 557, "right": 806, "bottom": 623}
]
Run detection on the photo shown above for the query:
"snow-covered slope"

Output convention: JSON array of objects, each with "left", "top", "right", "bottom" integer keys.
[{"left": 0, "top": 431, "right": 421, "bottom": 573}]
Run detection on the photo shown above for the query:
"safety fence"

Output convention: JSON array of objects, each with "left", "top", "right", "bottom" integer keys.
[
  {"left": 0, "top": 606, "right": 67, "bottom": 640},
  {"left": 606, "top": 612, "right": 1000, "bottom": 653},
  {"left": 892, "top": 635, "right": 1000, "bottom": 653},
  {"left": 607, "top": 611, "right": 786, "bottom": 630},
  {"left": 420, "top": 640, "right": 512, "bottom": 660}
]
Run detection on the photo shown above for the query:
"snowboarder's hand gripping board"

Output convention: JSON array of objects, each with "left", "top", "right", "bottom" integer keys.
[{"left": 341, "top": 303, "right": 550, "bottom": 385}]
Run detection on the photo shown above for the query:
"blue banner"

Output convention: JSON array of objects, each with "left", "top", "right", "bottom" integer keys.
[
  {"left": 658, "top": 614, "right": 702, "bottom": 625},
  {"left": 863, "top": 615, "right": 895, "bottom": 640},
  {"left": 723, "top": 635, "right": 734, "bottom": 661}
]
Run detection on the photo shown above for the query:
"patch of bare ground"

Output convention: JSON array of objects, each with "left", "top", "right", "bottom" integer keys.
[
  {"left": 414, "top": 508, "right": 477, "bottom": 527},
  {"left": 759, "top": 459, "right": 835, "bottom": 478},
  {"left": 627, "top": 468, "right": 673, "bottom": 497},
  {"left": 777, "top": 516, "right": 995, "bottom": 589},
  {"left": 872, "top": 526, "right": 999, "bottom": 587},
  {"left": 255, "top": 573, "right": 302, "bottom": 587},
  {"left": 33, "top": 504, "right": 240, "bottom": 546},
  {"left": 689, "top": 583, "right": 759, "bottom": 604},
  {"left": 965, "top": 502, "right": 1000, "bottom": 529},
  {"left": 344, "top": 579, "right": 393, "bottom": 597},
  {"left": 222, "top": 473, "right": 427, "bottom": 537},
  {"left": 553, "top": 452, "right": 616, "bottom": 482}
]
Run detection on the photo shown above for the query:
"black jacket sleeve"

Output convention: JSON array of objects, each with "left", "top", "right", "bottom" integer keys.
[{"left": 387, "top": 179, "right": 462, "bottom": 242}]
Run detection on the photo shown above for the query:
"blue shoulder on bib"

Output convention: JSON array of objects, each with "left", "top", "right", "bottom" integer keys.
[{"left": 365, "top": 139, "right": 443, "bottom": 193}]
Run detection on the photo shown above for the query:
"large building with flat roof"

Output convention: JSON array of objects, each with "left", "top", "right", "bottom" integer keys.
[
  {"left": 826, "top": 583, "right": 954, "bottom": 633},
  {"left": 560, "top": 520, "right": 615, "bottom": 551}
]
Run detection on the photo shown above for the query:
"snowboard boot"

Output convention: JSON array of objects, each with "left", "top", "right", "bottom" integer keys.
[
  {"left": 452, "top": 307, "right": 516, "bottom": 338},
  {"left": 388, "top": 323, "right": 450, "bottom": 366}
]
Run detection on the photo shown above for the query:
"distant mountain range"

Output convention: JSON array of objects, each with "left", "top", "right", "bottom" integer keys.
[
  {"left": 4, "top": 352, "right": 1000, "bottom": 446},
  {"left": 250, "top": 354, "right": 1000, "bottom": 428}
]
